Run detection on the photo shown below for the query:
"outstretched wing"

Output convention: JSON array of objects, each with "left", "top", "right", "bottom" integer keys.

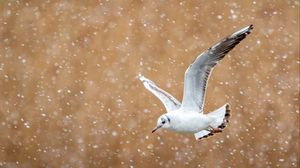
[
  {"left": 139, "top": 75, "right": 181, "bottom": 112},
  {"left": 181, "top": 25, "right": 253, "bottom": 112}
]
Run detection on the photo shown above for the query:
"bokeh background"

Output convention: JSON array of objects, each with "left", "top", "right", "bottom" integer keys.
[{"left": 0, "top": 0, "right": 299, "bottom": 167}]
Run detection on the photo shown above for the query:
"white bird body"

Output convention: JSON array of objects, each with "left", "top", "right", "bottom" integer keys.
[
  {"left": 139, "top": 25, "right": 253, "bottom": 140},
  {"left": 166, "top": 111, "right": 211, "bottom": 133}
]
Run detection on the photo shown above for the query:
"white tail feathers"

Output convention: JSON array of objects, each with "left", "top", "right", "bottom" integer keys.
[
  {"left": 194, "top": 104, "right": 231, "bottom": 140},
  {"left": 207, "top": 103, "right": 230, "bottom": 128}
]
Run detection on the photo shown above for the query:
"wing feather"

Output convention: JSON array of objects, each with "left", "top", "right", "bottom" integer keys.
[
  {"left": 181, "top": 25, "right": 253, "bottom": 112},
  {"left": 139, "top": 75, "right": 181, "bottom": 112}
]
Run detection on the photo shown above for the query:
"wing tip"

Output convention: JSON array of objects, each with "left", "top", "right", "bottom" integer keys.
[
  {"left": 231, "top": 24, "right": 254, "bottom": 37},
  {"left": 247, "top": 24, "right": 254, "bottom": 34},
  {"left": 249, "top": 24, "right": 254, "bottom": 29},
  {"left": 137, "top": 74, "right": 145, "bottom": 81},
  {"left": 137, "top": 74, "right": 153, "bottom": 86}
]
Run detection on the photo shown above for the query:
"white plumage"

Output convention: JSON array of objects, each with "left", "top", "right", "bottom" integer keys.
[{"left": 139, "top": 25, "right": 253, "bottom": 140}]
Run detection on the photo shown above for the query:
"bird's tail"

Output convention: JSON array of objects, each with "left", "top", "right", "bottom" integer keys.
[
  {"left": 207, "top": 103, "right": 231, "bottom": 129},
  {"left": 194, "top": 104, "right": 231, "bottom": 140}
]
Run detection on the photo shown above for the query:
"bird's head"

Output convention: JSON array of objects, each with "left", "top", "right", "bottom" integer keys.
[{"left": 152, "top": 114, "right": 171, "bottom": 133}]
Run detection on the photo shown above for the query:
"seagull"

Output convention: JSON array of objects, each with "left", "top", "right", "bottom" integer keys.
[{"left": 139, "top": 25, "right": 253, "bottom": 140}]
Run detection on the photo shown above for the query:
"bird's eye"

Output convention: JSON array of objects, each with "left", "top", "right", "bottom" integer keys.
[{"left": 162, "top": 120, "right": 166, "bottom": 124}]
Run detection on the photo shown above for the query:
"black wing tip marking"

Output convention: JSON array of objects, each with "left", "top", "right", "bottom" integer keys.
[
  {"left": 231, "top": 24, "right": 254, "bottom": 37},
  {"left": 197, "top": 132, "right": 215, "bottom": 141},
  {"left": 249, "top": 24, "right": 254, "bottom": 31},
  {"left": 218, "top": 104, "right": 231, "bottom": 129},
  {"left": 245, "top": 24, "right": 254, "bottom": 34},
  {"left": 209, "top": 24, "right": 254, "bottom": 61},
  {"left": 249, "top": 24, "right": 254, "bottom": 29}
]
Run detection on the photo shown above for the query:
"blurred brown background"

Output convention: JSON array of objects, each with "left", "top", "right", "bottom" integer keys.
[{"left": 0, "top": 0, "right": 299, "bottom": 167}]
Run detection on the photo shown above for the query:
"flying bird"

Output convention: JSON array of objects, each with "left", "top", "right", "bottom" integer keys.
[{"left": 139, "top": 25, "right": 253, "bottom": 140}]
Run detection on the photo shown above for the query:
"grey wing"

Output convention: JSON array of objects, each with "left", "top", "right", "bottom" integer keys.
[
  {"left": 138, "top": 75, "right": 181, "bottom": 112},
  {"left": 181, "top": 25, "right": 253, "bottom": 112}
]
